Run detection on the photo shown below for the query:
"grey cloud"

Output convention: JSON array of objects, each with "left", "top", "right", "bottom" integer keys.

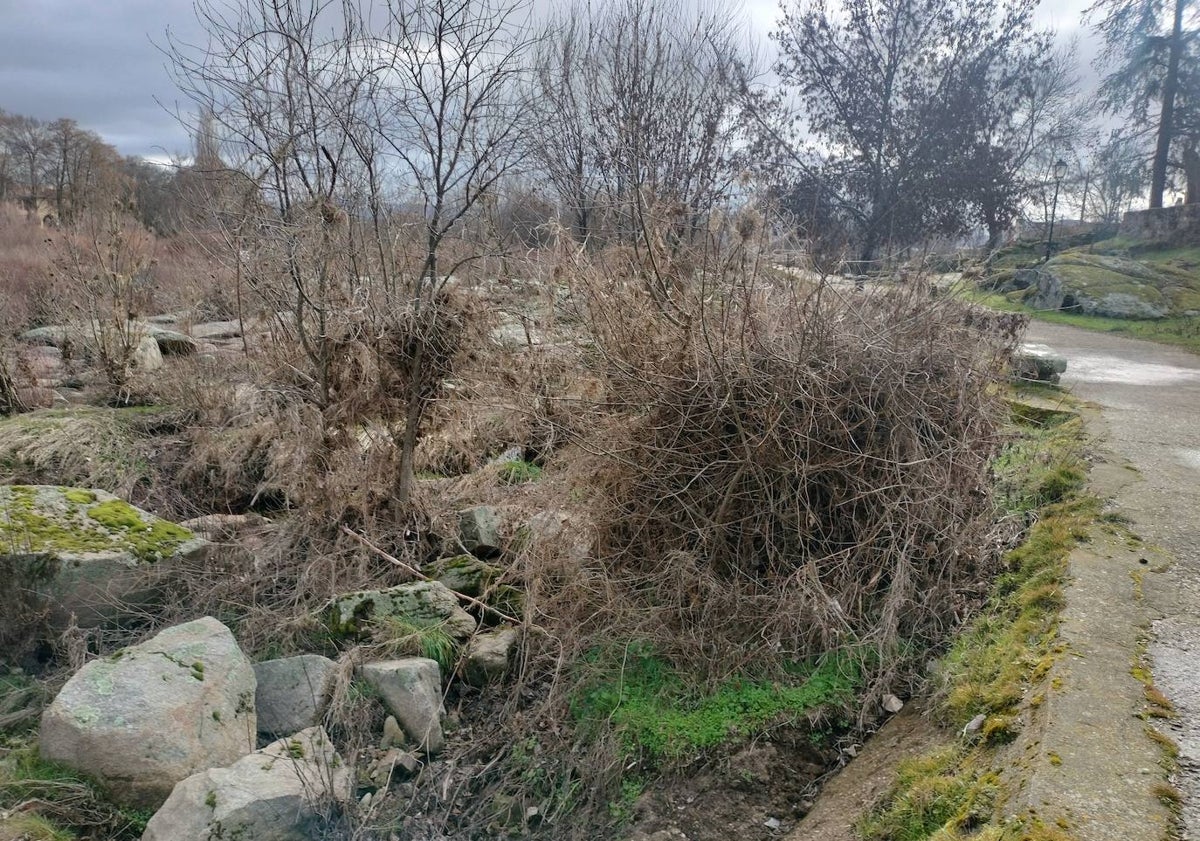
[
  {"left": 0, "top": 0, "right": 202, "bottom": 157},
  {"left": 0, "top": 0, "right": 1105, "bottom": 161}
]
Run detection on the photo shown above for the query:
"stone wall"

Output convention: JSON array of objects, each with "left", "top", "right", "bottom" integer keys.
[{"left": 1120, "top": 205, "right": 1200, "bottom": 246}]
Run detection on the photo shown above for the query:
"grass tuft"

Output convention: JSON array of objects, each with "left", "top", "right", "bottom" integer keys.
[{"left": 571, "top": 644, "right": 859, "bottom": 761}]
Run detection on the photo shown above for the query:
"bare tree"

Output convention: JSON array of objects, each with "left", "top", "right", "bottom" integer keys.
[
  {"left": 2, "top": 114, "right": 52, "bottom": 199},
  {"left": 531, "top": 0, "right": 755, "bottom": 252},
  {"left": 964, "top": 46, "right": 1087, "bottom": 252},
  {"left": 1083, "top": 130, "right": 1150, "bottom": 223},
  {"left": 167, "top": 0, "right": 536, "bottom": 505}
]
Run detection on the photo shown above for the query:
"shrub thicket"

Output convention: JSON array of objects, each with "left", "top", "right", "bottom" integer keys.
[{"left": 529, "top": 254, "right": 1025, "bottom": 700}]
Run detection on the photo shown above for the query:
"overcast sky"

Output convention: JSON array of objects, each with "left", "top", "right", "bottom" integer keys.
[{"left": 0, "top": 0, "right": 1097, "bottom": 162}]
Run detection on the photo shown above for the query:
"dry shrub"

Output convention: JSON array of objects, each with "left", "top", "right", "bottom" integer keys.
[
  {"left": 0, "top": 203, "right": 56, "bottom": 331},
  {"left": 531, "top": 257, "right": 1024, "bottom": 694},
  {"left": 149, "top": 289, "right": 497, "bottom": 656}
]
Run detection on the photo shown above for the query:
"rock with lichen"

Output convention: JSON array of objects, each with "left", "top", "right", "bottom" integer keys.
[
  {"left": 327, "top": 580, "right": 476, "bottom": 640},
  {"left": 426, "top": 554, "right": 501, "bottom": 598},
  {"left": 0, "top": 485, "right": 208, "bottom": 632},
  {"left": 39, "top": 617, "right": 256, "bottom": 809},
  {"left": 141, "top": 726, "right": 350, "bottom": 841}
]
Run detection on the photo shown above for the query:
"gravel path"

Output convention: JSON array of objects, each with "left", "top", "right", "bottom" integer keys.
[{"left": 1026, "top": 321, "right": 1200, "bottom": 838}]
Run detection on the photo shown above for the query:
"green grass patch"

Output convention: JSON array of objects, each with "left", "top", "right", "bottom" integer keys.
[
  {"left": 939, "top": 493, "right": 1095, "bottom": 731},
  {"left": 993, "top": 410, "right": 1086, "bottom": 515},
  {"left": 497, "top": 459, "right": 542, "bottom": 484},
  {"left": 966, "top": 287, "right": 1200, "bottom": 351},
  {"left": 856, "top": 391, "right": 1094, "bottom": 840},
  {"left": 571, "top": 644, "right": 860, "bottom": 762},
  {"left": 856, "top": 746, "right": 1001, "bottom": 841},
  {"left": 371, "top": 615, "right": 458, "bottom": 672}
]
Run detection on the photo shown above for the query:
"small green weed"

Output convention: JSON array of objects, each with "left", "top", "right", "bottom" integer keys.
[
  {"left": 497, "top": 459, "right": 542, "bottom": 484},
  {"left": 608, "top": 775, "right": 645, "bottom": 825}
]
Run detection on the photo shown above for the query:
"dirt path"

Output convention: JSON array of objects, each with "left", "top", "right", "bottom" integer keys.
[{"left": 1025, "top": 321, "right": 1200, "bottom": 839}]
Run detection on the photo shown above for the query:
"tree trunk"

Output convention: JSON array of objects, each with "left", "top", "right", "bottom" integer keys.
[
  {"left": 1184, "top": 144, "right": 1200, "bottom": 204},
  {"left": 1150, "top": 0, "right": 1185, "bottom": 209}
]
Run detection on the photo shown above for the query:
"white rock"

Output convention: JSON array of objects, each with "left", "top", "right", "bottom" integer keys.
[
  {"left": 132, "top": 335, "right": 164, "bottom": 371},
  {"left": 40, "top": 617, "right": 256, "bottom": 808},
  {"left": 141, "top": 726, "right": 351, "bottom": 841},
  {"left": 358, "top": 658, "right": 445, "bottom": 754}
]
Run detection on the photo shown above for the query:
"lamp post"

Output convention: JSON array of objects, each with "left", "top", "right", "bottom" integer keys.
[{"left": 1045, "top": 158, "right": 1068, "bottom": 262}]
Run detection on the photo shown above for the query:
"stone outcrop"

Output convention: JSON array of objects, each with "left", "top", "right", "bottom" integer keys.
[
  {"left": 457, "top": 505, "right": 502, "bottom": 557},
  {"left": 19, "top": 321, "right": 197, "bottom": 357},
  {"left": 254, "top": 654, "right": 339, "bottom": 736},
  {"left": 39, "top": 617, "right": 256, "bottom": 808},
  {"left": 141, "top": 726, "right": 350, "bottom": 841},
  {"left": 358, "top": 658, "right": 446, "bottom": 754},
  {"left": 329, "top": 580, "right": 476, "bottom": 639},
  {"left": 427, "top": 554, "right": 500, "bottom": 598},
  {"left": 1016, "top": 253, "right": 1196, "bottom": 319},
  {"left": 0, "top": 485, "right": 207, "bottom": 629}
]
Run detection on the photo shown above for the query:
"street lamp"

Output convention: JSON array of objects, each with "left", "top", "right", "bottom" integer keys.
[{"left": 1045, "top": 158, "right": 1068, "bottom": 262}]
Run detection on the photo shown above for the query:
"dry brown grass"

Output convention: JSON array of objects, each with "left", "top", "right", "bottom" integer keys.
[
  {"left": 506, "top": 248, "right": 1026, "bottom": 702},
  {"left": 0, "top": 202, "right": 232, "bottom": 339}
]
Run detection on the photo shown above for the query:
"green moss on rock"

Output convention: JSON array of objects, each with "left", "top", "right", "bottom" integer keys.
[{"left": 0, "top": 486, "right": 195, "bottom": 562}]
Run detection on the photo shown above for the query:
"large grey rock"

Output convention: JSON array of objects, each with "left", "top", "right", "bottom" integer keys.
[
  {"left": 141, "top": 726, "right": 350, "bottom": 841},
  {"left": 147, "top": 326, "right": 198, "bottom": 356},
  {"left": 522, "top": 509, "right": 594, "bottom": 565},
  {"left": 0, "top": 485, "right": 208, "bottom": 630},
  {"left": 254, "top": 655, "right": 338, "bottom": 736},
  {"left": 40, "top": 617, "right": 256, "bottom": 809},
  {"left": 19, "top": 321, "right": 198, "bottom": 357},
  {"left": 189, "top": 320, "right": 243, "bottom": 341},
  {"left": 1014, "top": 343, "right": 1068, "bottom": 383},
  {"left": 1026, "top": 253, "right": 1176, "bottom": 319},
  {"left": 358, "top": 658, "right": 445, "bottom": 754},
  {"left": 19, "top": 325, "right": 73, "bottom": 348},
  {"left": 465, "top": 628, "right": 519, "bottom": 686},
  {"left": 458, "top": 505, "right": 502, "bottom": 557},
  {"left": 329, "top": 580, "right": 476, "bottom": 639}
]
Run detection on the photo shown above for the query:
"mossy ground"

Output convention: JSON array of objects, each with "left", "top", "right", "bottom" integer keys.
[
  {"left": 0, "top": 408, "right": 167, "bottom": 497},
  {"left": 0, "top": 739, "right": 153, "bottom": 840},
  {"left": 855, "top": 387, "right": 1092, "bottom": 840}
]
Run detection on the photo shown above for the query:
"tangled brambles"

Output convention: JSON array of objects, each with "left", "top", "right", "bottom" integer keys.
[{"left": 535, "top": 262, "right": 1024, "bottom": 703}]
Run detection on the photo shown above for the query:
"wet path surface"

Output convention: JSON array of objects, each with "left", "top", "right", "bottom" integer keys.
[{"left": 1025, "top": 322, "right": 1200, "bottom": 837}]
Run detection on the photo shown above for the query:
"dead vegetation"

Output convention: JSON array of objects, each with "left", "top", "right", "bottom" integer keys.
[{"left": 0, "top": 212, "right": 1032, "bottom": 838}]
